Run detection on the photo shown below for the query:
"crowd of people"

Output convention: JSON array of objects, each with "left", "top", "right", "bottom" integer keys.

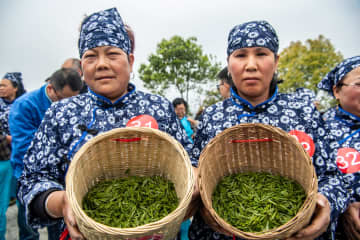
[{"left": 0, "top": 6, "right": 359, "bottom": 240}]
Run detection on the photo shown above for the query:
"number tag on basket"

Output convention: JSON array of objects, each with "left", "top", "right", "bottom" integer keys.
[
  {"left": 126, "top": 115, "right": 159, "bottom": 129},
  {"left": 336, "top": 147, "right": 360, "bottom": 174},
  {"left": 288, "top": 130, "right": 315, "bottom": 157},
  {"left": 126, "top": 234, "right": 163, "bottom": 240}
]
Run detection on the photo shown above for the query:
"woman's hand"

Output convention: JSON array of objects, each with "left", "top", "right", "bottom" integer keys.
[
  {"left": 187, "top": 118, "right": 198, "bottom": 128},
  {"left": 286, "top": 193, "right": 330, "bottom": 240},
  {"left": 342, "top": 201, "right": 360, "bottom": 237},
  {"left": 47, "top": 191, "right": 85, "bottom": 240},
  {"left": 6, "top": 135, "right": 11, "bottom": 144}
]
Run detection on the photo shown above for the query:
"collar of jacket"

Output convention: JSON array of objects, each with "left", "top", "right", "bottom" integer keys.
[
  {"left": 88, "top": 83, "right": 136, "bottom": 108},
  {"left": 335, "top": 106, "right": 360, "bottom": 129},
  {"left": 229, "top": 86, "right": 278, "bottom": 113}
]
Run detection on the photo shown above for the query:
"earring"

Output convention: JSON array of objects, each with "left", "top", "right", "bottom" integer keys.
[
  {"left": 130, "top": 72, "right": 135, "bottom": 80},
  {"left": 227, "top": 71, "right": 231, "bottom": 78}
]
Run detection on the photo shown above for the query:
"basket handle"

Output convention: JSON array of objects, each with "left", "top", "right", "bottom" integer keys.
[{"left": 229, "top": 138, "right": 273, "bottom": 143}]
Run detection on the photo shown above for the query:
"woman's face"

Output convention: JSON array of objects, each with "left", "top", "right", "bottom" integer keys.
[
  {"left": 218, "top": 80, "right": 231, "bottom": 99},
  {"left": 81, "top": 46, "right": 134, "bottom": 102},
  {"left": 0, "top": 79, "right": 17, "bottom": 101},
  {"left": 228, "top": 47, "right": 278, "bottom": 106},
  {"left": 333, "top": 66, "right": 360, "bottom": 117},
  {"left": 174, "top": 103, "right": 186, "bottom": 119}
]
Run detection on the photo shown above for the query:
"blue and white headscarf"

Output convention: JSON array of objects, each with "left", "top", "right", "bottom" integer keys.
[
  {"left": 318, "top": 56, "right": 360, "bottom": 95},
  {"left": 78, "top": 7, "right": 131, "bottom": 58},
  {"left": 3, "top": 72, "right": 22, "bottom": 85},
  {"left": 227, "top": 20, "right": 279, "bottom": 56}
]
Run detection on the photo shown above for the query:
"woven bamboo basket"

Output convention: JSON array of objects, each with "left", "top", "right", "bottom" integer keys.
[
  {"left": 66, "top": 127, "right": 194, "bottom": 240},
  {"left": 198, "top": 123, "right": 318, "bottom": 240}
]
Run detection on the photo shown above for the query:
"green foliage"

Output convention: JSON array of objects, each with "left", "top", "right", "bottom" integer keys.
[
  {"left": 277, "top": 35, "right": 343, "bottom": 94},
  {"left": 202, "top": 89, "right": 222, "bottom": 108},
  {"left": 138, "top": 35, "right": 221, "bottom": 103}
]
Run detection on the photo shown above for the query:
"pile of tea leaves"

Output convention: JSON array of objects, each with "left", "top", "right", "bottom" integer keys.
[
  {"left": 212, "top": 172, "right": 306, "bottom": 233},
  {"left": 82, "top": 175, "right": 178, "bottom": 228}
]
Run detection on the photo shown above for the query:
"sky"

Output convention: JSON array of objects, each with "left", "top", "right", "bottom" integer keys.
[{"left": 0, "top": 0, "right": 359, "bottom": 111}]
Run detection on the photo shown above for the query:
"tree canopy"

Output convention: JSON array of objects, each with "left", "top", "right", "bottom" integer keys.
[
  {"left": 277, "top": 35, "right": 343, "bottom": 94},
  {"left": 138, "top": 35, "right": 221, "bottom": 105}
]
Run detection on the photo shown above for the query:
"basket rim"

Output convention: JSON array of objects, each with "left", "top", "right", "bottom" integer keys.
[
  {"left": 198, "top": 123, "right": 318, "bottom": 238},
  {"left": 66, "top": 127, "right": 195, "bottom": 234}
]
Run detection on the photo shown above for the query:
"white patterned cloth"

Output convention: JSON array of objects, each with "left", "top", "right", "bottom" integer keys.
[
  {"left": 78, "top": 7, "right": 131, "bottom": 57},
  {"left": 318, "top": 56, "right": 360, "bottom": 95},
  {"left": 227, "top": 20, "right": 279, "bottom": 56},
  {"left": 324, "top": 106, "right": 360, "bottom": 203}
]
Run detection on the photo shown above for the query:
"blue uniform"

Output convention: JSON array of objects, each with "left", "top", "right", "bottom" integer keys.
[
  {"left": 324, "top": 107, "right": 360, "bottom": 203},
  {"left": 9, "top": 84, "right": 51, "bottom": 179},
  {"left": 18, "top": 84, "right": 192, "bottom": 230},
  {"left": 188, "top": 88, "right": 349, "bottom": 240},
  {"left": 0, "top": 98, "right": 12, "bottom": 136},
  {"left": 9, "top": 84, "right": 62, "bottom": 240}
]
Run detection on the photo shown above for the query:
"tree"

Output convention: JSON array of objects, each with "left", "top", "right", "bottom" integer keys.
[
  {"left": 202, "top": 89, "right": 222, "bottom": 107},
  {"left": 138, "top": 36, "right": 221, "bottom": 104},
  {"left": 277, "top": 35, "right": 343, "bottom": 94}
]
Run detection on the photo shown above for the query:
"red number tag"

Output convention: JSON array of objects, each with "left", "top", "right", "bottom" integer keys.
[
  {"left": 336, "top": 147, "right": 360, "bottom": 174},
  {"left": 288, "top": 130, "right": 315, "bottom": 157},
  {"left": 126, "top": 115, "right": 159, "bottom": 129}
]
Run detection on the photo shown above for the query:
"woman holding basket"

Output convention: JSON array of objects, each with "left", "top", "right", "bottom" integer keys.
[
  {"left": 188, "top": 20, "right": 349, "bottom": 240},
  {"left": 17, "top": 8, "right": 192, "bottom": 240},
  {"left": 318, "top": 56, "right": 360, "bottom": 239}
]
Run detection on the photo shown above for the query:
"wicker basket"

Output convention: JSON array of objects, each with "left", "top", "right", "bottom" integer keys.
[
  {"left": 198, "top": 123, "right": 318, "bottom": 239},
  {"left": 66, "top": 127, "right": 194, "bottom": 240}
]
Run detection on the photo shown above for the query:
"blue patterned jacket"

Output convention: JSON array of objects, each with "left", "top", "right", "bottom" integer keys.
[
  {"left": 0, "top": 98, "right": 12, "bottom": 136},
  {"left": 324, "top": 106, "right": 360, "bottom": 203},
  {"left": 18, "top": 84, "right": 193, "bottom": 229},
  {"left": 189, "top": 88, "right": 349, "bottom": 240}
]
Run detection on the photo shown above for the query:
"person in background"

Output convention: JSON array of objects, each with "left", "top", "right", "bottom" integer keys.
[
  {"left": 187, "top": 20, "right": 349, "bottom": 240},
  {"left": 61, "top": 58, "right": 88, "bottom": 94},
  {"left": 317, "top": 56, "right": 360, "bottom": 239},
  {"left": 172, "top": 98, "right": 194, "bottom": 240},
  {"left": 216, "top": 66, "right": 234, "bottom": 99},
  {"left": 62, "top": 58, "right": 82, "bottom": 76},
  {"left": 173, "top": 97, "right": 197, "bottom": 143},
  {"left": 0, "top": 72, "right": 26, "bottom": 240},
  {"left": 17, "top": 8, "right": 192, "bottom": 240},
  {"left": 10, "top": 68, "right": 82, "bottom": 240}
]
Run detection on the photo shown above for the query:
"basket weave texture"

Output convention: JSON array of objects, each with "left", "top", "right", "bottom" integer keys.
[
  {"left": 198, "top": 123, "right": 318, "bottom": 239},
  {"left": 66, "top": 127, "right": 194, "bottom": 240}
]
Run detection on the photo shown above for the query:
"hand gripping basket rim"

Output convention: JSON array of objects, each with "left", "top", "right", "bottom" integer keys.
[
  {"left": 66, "top": 127, "right": 194, "bottom": 239},
  {"left": 198, "top": 123, "right": 318, "bottom": 239}
]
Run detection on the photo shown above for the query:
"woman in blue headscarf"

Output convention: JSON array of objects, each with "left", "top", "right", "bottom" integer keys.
[
  {"left": 0, "top": 72, "right": 26, "bottom": 240},
  {"left": 188, "top": 20, "right": 349, "bottom": 240},
  {"left": 318, "top": 56, "right": 360, "bottom": 238},
  {"left": 17, "top": 7, "right": 192, "bottom": 240}
]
